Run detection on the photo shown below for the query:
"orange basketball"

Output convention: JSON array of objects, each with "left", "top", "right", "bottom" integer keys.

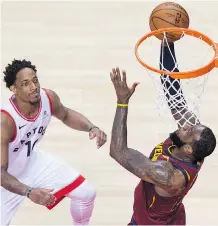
[{"left": 149, "top": 2, "right": 190, "bottom": 42}]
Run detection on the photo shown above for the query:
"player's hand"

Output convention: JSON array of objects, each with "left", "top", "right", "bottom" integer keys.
[
  {"left": 89, "top": 127, "right": 107, "bottom": 149},
  {"left": 110, "top": 67, "right": 139, "bottom": 104},
  {"left": 28, "top": 188, "right": 56, "bottom": 206}
]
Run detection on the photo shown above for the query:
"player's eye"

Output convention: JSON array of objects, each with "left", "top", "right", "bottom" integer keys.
[
  {"left": 22, "top": 82, "right": 29, "bottom": 86},
  {"left": 33, "top": 78, "right": 38, "bottom": 83}
]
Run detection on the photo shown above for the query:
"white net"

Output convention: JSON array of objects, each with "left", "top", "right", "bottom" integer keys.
[{"left": 137, "top": 31, "right": 215, "bottom": 127}]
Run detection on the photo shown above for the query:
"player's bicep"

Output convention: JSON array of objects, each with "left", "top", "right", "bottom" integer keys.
[
  {"left": 146, "top": 160, "right": 176, "bottom": 187},
  {"left": 0, "top": 113, "right": 14, "bottom": 170},
  {"left": 43, "top": 88, "right": 68, "bottom": 121},
  {"left": 112, "top": 147, "right": 175, "bottom": 187}
]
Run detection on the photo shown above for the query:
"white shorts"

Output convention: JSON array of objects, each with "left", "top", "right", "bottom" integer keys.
[{"left": 1, "top": 150, "right": 85, "bottom": 226}]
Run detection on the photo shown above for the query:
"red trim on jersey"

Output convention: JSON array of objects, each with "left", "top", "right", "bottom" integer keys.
[
  {"left": 46, "top": 175, "right": 85, "bottom": 210},
  {"left": 1, "top": 110, "right": 17, "bottom": 142},
  {"left": 9, "top": 96, "right": 42, "bottom": 122},
  {"left": 42, "top": 88, "right": 53, "bottom": 115}
]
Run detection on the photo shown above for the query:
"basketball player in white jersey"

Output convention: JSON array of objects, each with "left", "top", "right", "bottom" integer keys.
[{"left": 1, "top": 59, "right": 107, "bottom": 225}]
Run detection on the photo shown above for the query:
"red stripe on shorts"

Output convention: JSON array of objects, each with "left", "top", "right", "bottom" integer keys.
[{"left": 46, "top": 175, "right": 85, "bottom": 210}]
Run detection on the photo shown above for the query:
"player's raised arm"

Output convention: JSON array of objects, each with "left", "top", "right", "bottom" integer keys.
[
  {"left": 159, "top": 42, "right": 200, "bottom": 127},
  {"left": 44, "top": 89, "right": 107, "bottom": 149},
  {"left": 109, "top": 68, "right": 182, "bottom": 190}
]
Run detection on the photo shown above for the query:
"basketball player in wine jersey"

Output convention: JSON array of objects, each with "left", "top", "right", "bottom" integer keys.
[
  {"left": 1, "top": 60, "right": 107, "bottom": 225},
  {"left": 109, "top": 42, "right": 216, "bottom": 225}
]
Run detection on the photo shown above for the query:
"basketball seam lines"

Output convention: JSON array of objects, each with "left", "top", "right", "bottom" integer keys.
[
  {"left": 151, "top": 18, "right": 173, "bottom": 40},
  {"left": 150, "top": 18, "right": 181, "bottom": 40},
  {"left": 151, "top": 9, "right": 189, "bottom": 20},
  {"left": 150, "top": 16, "right": 181, "bottom": 28}
]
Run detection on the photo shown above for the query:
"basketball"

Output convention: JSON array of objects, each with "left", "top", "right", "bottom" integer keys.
[{"left": 149, "top": 2, "right": 190, "bottom": 42}]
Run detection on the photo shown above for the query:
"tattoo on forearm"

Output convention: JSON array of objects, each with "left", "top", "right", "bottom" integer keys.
[
  {"left": 110, "top": 107, "right": 128, "bottom": 158},
  {"left": 110, "top": 107, "right": 150, "bottom": 178},
  {"left": 110, "top": 107, "right": 174, "bottom": 187},
  {"left": 1, "top": 166, "right": 28, "bottom": 196}
]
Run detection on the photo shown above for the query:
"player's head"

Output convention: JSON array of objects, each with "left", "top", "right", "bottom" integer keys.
[
  {"left": 3, "top": 59, "right": 40, "bottom": 105},
  {"left": 170, "top": 124, "right": 216, "bottom": 161}
]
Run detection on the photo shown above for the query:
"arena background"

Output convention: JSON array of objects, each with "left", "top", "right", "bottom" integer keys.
[{"left": 1, "top": 1, "right": 218, "bottom": 225}]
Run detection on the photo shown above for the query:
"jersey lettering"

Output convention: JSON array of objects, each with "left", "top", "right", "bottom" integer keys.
[
  {"left": 25, "top": 139, "right": 39, "bottom": 157},
  {"left": 151, "top": 142, "right": 163, "bottom": 161},
  {"left": 12, "top": 126, "right": 47, "bottom": 154}
]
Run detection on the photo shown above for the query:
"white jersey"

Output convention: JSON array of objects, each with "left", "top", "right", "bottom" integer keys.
[{"left": 1, "top": 88, "right": 52, "bottom": 178}]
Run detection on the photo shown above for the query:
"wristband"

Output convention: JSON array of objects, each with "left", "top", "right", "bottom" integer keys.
[
  {"left": 25, "top": 187, "right": 33, "bottom": 198},
  {"left": 89, "top": 126, "right": 99, "bottom": 132},
  {"left": 117, "top": 103, "right": 128, "bottom": 107}
]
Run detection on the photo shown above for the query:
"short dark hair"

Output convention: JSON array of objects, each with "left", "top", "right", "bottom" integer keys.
[
  {"left": 192, "top": 127, "right": 216, "bottom": 161},
  {"left": 3, "top": 59, "right": 37, "bottom": 88}
]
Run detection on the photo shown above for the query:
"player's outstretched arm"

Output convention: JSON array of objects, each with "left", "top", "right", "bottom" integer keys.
[
  {"left": 109, "top": 68, "right": 181, "bottom": 189},
  {"left": 44, "top": 89, "right": 107, "bottom": 148},
  {"left": 160, "top": 42, "right": 200, "bottom": 127}
]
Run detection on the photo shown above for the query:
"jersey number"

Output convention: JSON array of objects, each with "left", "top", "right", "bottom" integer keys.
[{"left": 25, "top": 139, "right": 38, "bottom": 157}]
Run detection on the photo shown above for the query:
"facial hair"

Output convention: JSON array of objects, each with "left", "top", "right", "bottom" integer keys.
[{"left": 170, "top": 131, "right": 185, "bottom": 148}]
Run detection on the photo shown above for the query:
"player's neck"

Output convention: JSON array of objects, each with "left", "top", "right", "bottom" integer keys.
[
  {"left": 13, "top": 96, "right": 40, "bottom": 118},
  {"left": 171, "top": 146, "right": 193, "bottom": 163}
]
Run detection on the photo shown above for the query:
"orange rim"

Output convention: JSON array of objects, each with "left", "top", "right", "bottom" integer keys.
[{"left": 135, "top": 27, "right": 218, "bottom": 79}]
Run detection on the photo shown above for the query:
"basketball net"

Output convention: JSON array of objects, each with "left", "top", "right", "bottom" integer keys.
[{"left": 135, "top": 28, "right": 218, "bottom": 127}]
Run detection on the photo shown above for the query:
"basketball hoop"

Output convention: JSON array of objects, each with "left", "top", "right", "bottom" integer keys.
[
  {"left": 135, "top": 27, "right": 218, "bottom": 79},
  {"left": 134, "top": 27, "right": 218, "bottom": 127}
]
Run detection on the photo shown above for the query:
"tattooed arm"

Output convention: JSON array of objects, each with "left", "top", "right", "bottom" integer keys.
[
  {"left": 109, "top": 67, "right": 179, "bottom": 189},
  {"left": 1, "top": 112, "right": 29, "bottom": 195},
  {"left": 110, "top": 105, "right": 176, "bottom": 187}
]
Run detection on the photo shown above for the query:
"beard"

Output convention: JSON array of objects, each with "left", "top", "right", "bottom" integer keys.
[
  {"left": 29, "top": 100, "right": 40, "bottom": 105},
  {"left": 29, "top": 97, "right": 41, "bottom": 105},
  {"left": 170, "top": 131, "right": 185, "bottom": 148}
]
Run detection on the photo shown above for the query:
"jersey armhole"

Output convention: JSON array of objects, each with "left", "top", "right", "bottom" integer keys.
[
  {"left": 42, "top": 88, "right": 53, "bottom": 115},
  {"left": 171, "top": 162, "right": 190, "bottom": 187},
  {"left": 1, "top": 110, "right": 17, "bottom": 143}
]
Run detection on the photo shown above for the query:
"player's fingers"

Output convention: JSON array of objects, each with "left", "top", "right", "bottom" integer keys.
[
  {"left": 44, "top": 194, "right": 56, "bottom": 205},
  {"left": 104, "top": 133, "right": 107, "bottom": 143},
  {"left": 43, "top": 188, "right": 54, "bottom": 193},
  {"left": 96, "top": 132, "right": 102, "bottom": 149},
  {"left": 110, "top": 70, "right": 118, "bottom": 87},
  {"left": 98, "top": 132, "right": 107, "bottom": 148},
  {"left": 112, "top": 68, "right": 119, "bottom": 83},
  {"left": 110, "top": 72, "right": 115, "bottom": 82},
  {"left": 116, "top": 67, "right": 121, "bottom": 81},
  {"left": 44, "top": 199, "right": 55, "bottom": 206},
  {"left": 131, "top": 82, "right": 140, "bottom": 92},
  {"left": 97, "top": 133, "right": 103, "bottom": 148},
  {"left": 122, "top": 70, "right": 127, "bottom": 85}
]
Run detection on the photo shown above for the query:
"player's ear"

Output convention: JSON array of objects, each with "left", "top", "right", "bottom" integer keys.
[{"left": 10, "top": 85, "right": 17, "bottom": 94}]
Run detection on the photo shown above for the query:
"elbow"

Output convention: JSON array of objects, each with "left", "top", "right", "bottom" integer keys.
[
  {"left": 109, "top": 143, "right": 115, "bottom": 158},
  {"left": 109, "top": 142, "right": 119, "bottom": 160}
]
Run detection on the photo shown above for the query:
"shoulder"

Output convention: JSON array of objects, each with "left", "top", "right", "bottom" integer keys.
[
  {"left": 42, "top": 88, "right": 65, "bottom": 117},
  {"left": 148, "top": 160, "right": 185, "bottom": 191},
  {"left": 42, "top": 88, "right": 59, "bottom": 102},
  {"left": 42, "top": 88, "right": 62, "bottom": 107},
  {"left": 1, "top": 110, "right": 15, "bottom": 141}
]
